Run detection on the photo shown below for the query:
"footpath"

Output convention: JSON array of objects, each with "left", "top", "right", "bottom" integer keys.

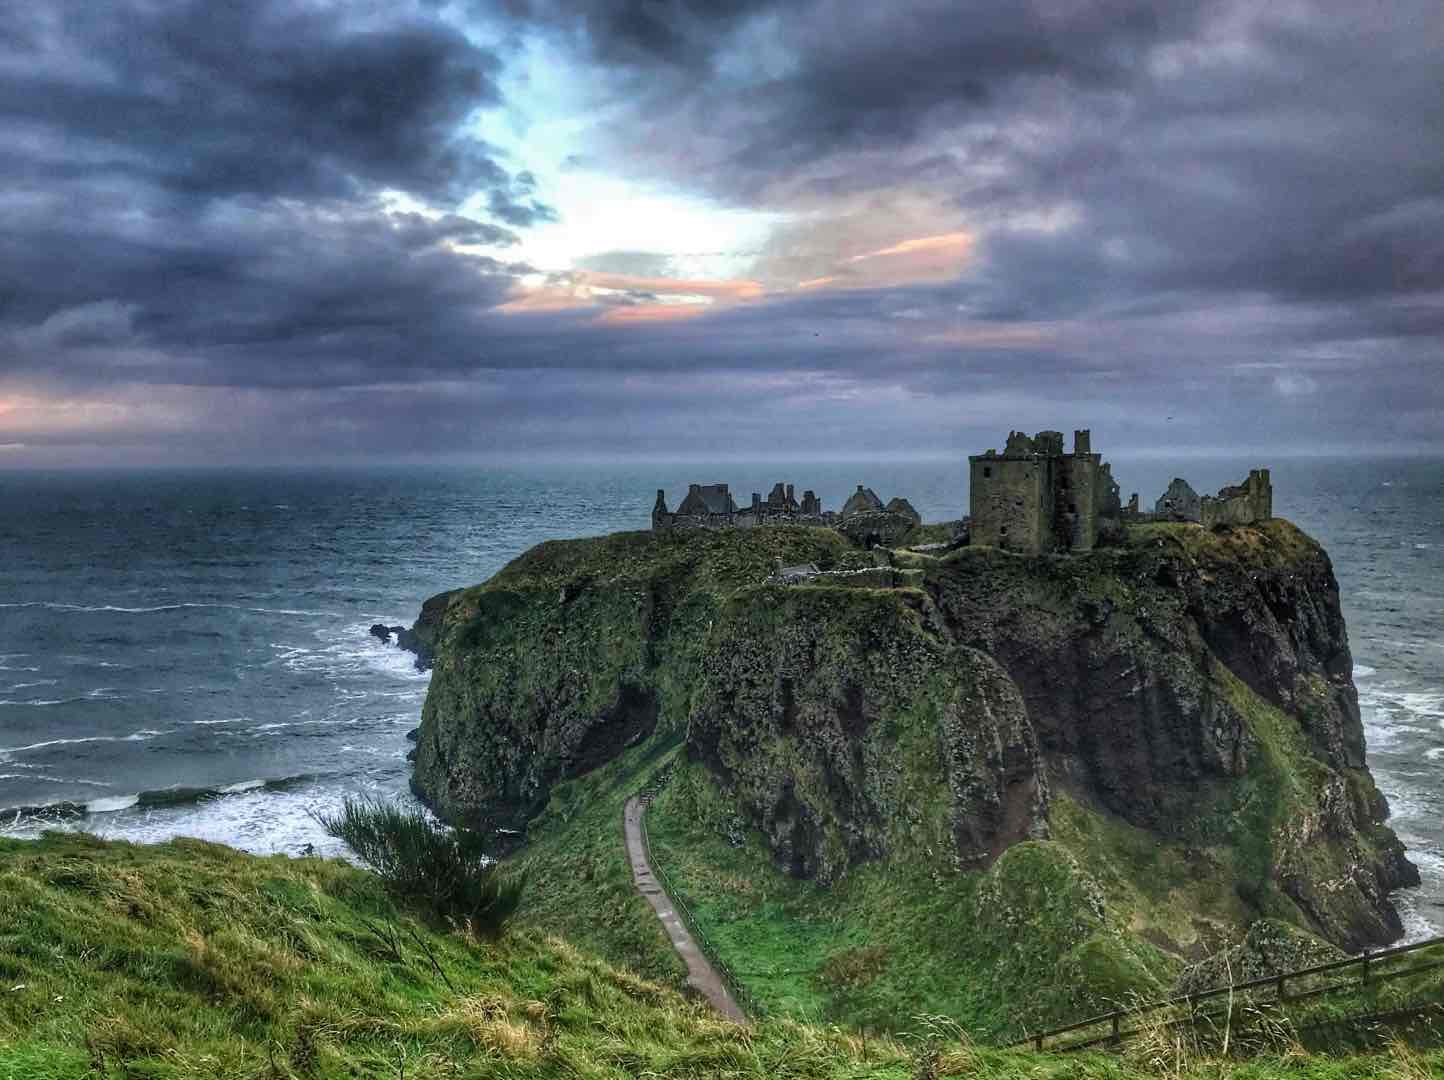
[{"left": 623, "top": 796, "right": 747, "bottom": 1023}]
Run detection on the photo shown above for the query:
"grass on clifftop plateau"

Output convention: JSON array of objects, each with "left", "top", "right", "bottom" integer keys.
[{"left": 2, "top": 830, "right": 1442, "bottom": 1079}]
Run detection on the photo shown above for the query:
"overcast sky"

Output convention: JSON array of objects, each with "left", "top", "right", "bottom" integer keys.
[{"left": 1, "top": 1, "right": 1440, "bottom": 465}]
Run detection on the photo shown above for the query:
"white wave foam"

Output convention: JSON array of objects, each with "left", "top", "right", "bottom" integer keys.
[
  {"left": 0, "top": 729, "right": 172, "bottom": 754},
  {"left": 1353, "top": 664, "right": 1377, "bottom": 679},
  {"left": 0, "top": 771, "right": 111, "bottom": 788},
  {"left": 219, "top": 779, "right": 266, "bottom": 794},
  {"left": 249, "top": 716, "right": 366, "bottom": 734},
  {"left": 1, "top": 775, "right": 420, "bottom": 858},
  {"left": 1391, "top": 887, "right": 1440, "bottom": 943},
  {"left": 1395, "top": 840, "right": 1444, "bottom": 875},
  {"left": 1401, "top": 691, "right": 1444, "bottom": 719},
  {"left": 8, "top": 680, "right": 57, "bottom": 690},
  {"left": 266, "top": 625, "right": 432, "bottom": 686},
  {"left": 86, "top": 795, "right": 140, "bottom": 813},
  {"left": 0, "top": 666, "right": 41, "bottom": 673},
  {"left": 191, "top": 717, "right": 248, "bottom": 725},
  {"left": 0, "top": 601, "right": 188, "bottom": 614},
  {"left": 0, "top": 600, "right": 342, "bottom": 618}
]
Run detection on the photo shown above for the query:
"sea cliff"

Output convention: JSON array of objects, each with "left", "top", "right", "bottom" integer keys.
[{"left": 409, "top": 519, "right": 1416, "bottom": 974}]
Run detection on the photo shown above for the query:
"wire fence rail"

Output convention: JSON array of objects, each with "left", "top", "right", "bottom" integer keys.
[
  {"left": 1011, "top": 935, "right": 1444, "bottom": 1053},
  {"left": 632, "top": 767, "right": 764, "bottom": 1020}
]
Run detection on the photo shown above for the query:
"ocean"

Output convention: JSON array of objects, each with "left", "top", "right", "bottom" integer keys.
[{"left": 1, "top": 458, "right": 1440, "bottom": 938}]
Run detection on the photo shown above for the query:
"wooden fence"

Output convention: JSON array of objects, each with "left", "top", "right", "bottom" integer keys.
[{"left": 1013, "top": 935, "right": 1444, "bottom": 1052}]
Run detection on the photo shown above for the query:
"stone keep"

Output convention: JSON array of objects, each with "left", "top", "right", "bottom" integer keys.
[{"left": 968, "top": 429, "right": 1121, "bottom": 555}]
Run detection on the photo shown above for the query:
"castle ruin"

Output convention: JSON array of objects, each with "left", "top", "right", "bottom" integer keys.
[
  {"left": 968, "top": 429, "right": 1274, "bottom": 554},
  {"left": 652, "top": 480, "right": 920, "bottom": 544},
  {"left": 968, "top": 429, "right": 1123, "bottom": 555},
  {"left": 649, "top": 430, "right": 1273, "bottom": 556},
  {"left": 1152, "top": 471, "right": 1272, "bottom": 527},
  {"left": 652, "top": 480, "right": 833, "bottom": 530}
]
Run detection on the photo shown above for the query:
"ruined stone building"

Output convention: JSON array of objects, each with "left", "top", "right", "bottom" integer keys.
[
  {"left": 968, "top": 430, "right": 1123, "bottom": 554},
  {"left": 1201, "top": 470, "right": 1272, "bottom": 527},
  {"left": 651, "top": 433, "right": 1273, "bottom": 553},
  {"left": 652, "top": 480, "right": 918, "bottom": 542},
  {"left": 1155, "top": 478, "right": 1202, "bottom": 521},
  {"left": 841, "top": 485, "right": 883, "bottom": 516},
  {"left": 1149, "top": 471, "right": 1272, "bottom": 527},
  {"left": 652, "top": 480, "right": 832, "bottom": 530}
]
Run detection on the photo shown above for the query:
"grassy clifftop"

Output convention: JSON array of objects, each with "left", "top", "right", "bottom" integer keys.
[{"left": 1, "top": 831, "right": 1439, "bottom": 1078}]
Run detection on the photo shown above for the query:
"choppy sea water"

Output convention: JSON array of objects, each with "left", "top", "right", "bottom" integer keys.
[{"left": 1, "top": 459, "right": 1439, "bottom": 936}]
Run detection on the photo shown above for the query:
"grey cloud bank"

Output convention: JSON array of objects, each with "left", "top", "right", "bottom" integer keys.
[{"left": 0, "top": 0, "right": 1440, "bottom": 464}]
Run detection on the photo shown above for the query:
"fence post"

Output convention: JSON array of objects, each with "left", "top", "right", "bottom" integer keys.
[
  {"left": 1111, "top": 1014, "right": 1120, "bottom": 1044},
  {"left": 1034, "top": 1034, "right": 1044, "bottom": 1052},
  {"left": 1276, "top": 974, "right": 1287, "bottom": 1002},
  {"left": 1361, "top": 952, "right": 1370, "bottom": 986}
]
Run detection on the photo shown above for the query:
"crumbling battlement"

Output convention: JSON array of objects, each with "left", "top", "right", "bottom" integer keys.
[
  {"left": 1201, "top": 469, "right": 1273, "bottom": 527},
  {"left": 652, "top": 480, "right": 918, "bottom": 541}
]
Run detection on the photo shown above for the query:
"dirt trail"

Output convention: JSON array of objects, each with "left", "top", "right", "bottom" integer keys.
[{"left": 623, "top": 796, "right": 748, "bottom": 1023}]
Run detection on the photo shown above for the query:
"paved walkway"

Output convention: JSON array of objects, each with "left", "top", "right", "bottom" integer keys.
[{"left": 623, "top": 796, "right": 748, "bottom": 1023}]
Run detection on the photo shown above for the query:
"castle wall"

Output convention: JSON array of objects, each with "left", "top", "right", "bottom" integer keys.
[
  {"left": 969, "top": 454, "right": 1053, "bottom": 553},
  {"left": 1062, "top": 454, "right": 1100, "bottom": 550},
  {"left": 1200, "top": 469, "right": 1273, "bottom": 528}
]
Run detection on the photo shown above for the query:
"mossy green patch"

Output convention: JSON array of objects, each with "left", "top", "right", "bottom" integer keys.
[{"left": 644, "top": 760, "right": 1173, "bottom": 1040}]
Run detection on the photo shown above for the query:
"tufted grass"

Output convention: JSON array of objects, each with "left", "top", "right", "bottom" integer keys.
[
  {"left": 0, "top": 831, "right": 1440, "bottom": 1078},
  {"left": 315, "top": 798, "right": 524, "bottom": 932}
]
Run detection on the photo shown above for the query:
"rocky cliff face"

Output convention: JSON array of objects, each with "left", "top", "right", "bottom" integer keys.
[{"left": 409, "top": 519, "right": 1416, "bottom": 953}]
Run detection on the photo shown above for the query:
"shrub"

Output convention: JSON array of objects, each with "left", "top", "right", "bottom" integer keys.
[{"left": 317, "top": 798, "right": 523, "bottom": 934}]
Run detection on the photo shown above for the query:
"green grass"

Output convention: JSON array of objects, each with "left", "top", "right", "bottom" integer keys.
[
  {"left": 509, "top": 734, "right": 688, "bottom": 987},
  {"left": 643, "top": 759, "right": 1174, "bottom": 1040},
  {"left": 2, "top": 830, "right": 1440, "bottom": 1079},
  {"left": 315, "top": 798, "right": 523, "bottom": 931}
]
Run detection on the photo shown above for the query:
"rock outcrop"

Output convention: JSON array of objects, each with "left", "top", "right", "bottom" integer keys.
[
  {"left": 385, "top": 589, "right": 456, "bottom": 670},
  {"left": 408, "top": 519, "right": 1416, "bottom": 953}
]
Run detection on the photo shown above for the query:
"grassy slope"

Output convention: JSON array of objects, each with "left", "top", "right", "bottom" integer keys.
[
  {"left": 509, "top": 736, "right": 687, "bottom": 986},
  {"left": 645, "top": 758, "right": 1172, "bottom": 1040},
  {"left": 1, "top": 832, "right": 1438, "bottom": 1080}
]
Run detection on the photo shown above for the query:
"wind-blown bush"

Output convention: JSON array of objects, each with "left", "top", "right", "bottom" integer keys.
[{"left": 317, "top": 798, "right": 523, "bottom": 934}]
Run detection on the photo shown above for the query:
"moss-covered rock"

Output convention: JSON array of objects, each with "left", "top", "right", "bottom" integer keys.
[{"left": 410, "top": 517, "right": 1416, "bottom": 994}]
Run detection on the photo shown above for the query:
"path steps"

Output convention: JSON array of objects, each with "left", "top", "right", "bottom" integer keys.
[{"left": 623, "top": 796, "right": 748, "bottom": 1024}]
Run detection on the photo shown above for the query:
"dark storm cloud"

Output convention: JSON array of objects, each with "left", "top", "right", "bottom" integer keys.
[
  {"left": 503, "top": 0, "right": 772, "bottom": 68},
  {"left": 3, "top": 0, "right": 1442, "bottom": 463},
  {"left": 2, "top": 200, "right": 531, "bottom": 389},
  {"left": 0, "top": 1, "right": 519, "bottom": 205},
  {"left": 0, "top": 0, "right": 550, "bottom": 399},
  {"left": 556, "top": 0, "right": 1443, "bottom": 313}
]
